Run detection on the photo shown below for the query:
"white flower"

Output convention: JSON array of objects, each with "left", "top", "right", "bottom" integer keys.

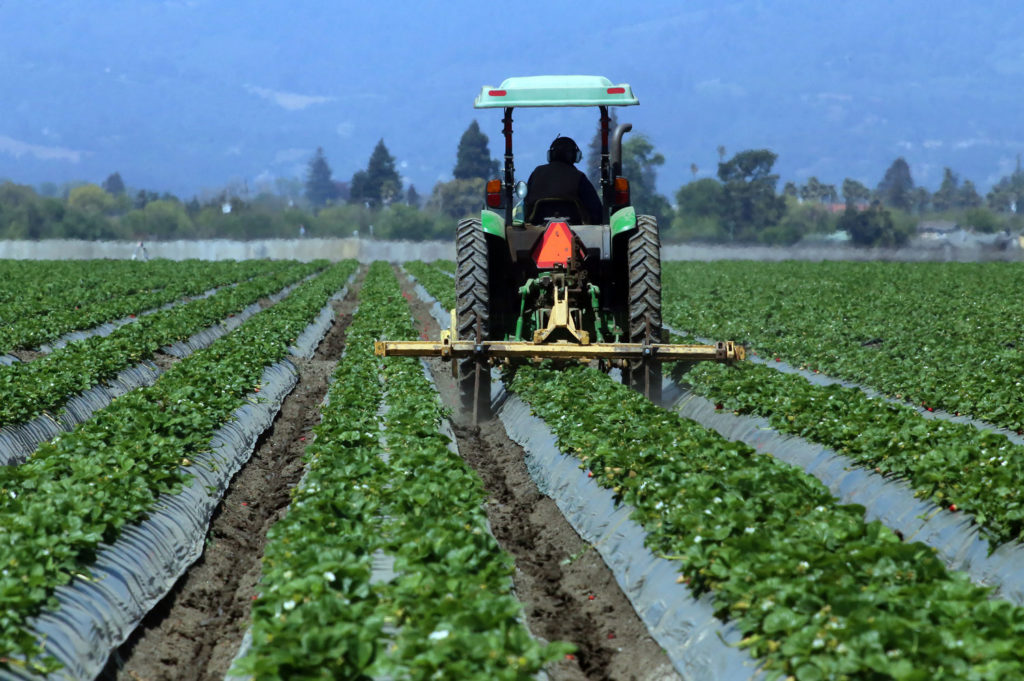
[
  {"left": 8, "top": 491, "right": 15, "bottom": 499},
  {"left": 428, "top": 629, "right": 450, "bottom": 641},
  {"left": 323, "top": 571, "right": 336, "bottom": 583},
  {"left": 694, "top": 535, "right": 702, "bottom": 544},
  {"left": 744, "top": 527, "right": 756, "bottom": 534},
  {"left": 283, "top": 599, "right": 296, "bottom": 611}
]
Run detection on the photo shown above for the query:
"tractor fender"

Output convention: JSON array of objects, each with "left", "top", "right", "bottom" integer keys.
[
  {"left": 609, "top": 205, "right": 637, "bottom": 237},
  {"left": 480, "top": 209, "right": 506, "bottom": 238}
]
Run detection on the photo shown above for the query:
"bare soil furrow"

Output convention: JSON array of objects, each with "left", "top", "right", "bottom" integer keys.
[
  {"left": 101, "top": 267, "right": 365, "bottom": 681},
  {"left": 397, "top": 267, "right": 679, "bottom": 681}
]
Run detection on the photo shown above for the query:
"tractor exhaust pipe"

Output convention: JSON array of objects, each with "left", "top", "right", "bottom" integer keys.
[{"left": 610, "top": 123, "right": 632, "bottom": 178}]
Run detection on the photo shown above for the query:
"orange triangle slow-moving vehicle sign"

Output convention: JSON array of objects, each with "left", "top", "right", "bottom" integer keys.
[{"left": 533, "top": 222, "right": 576, "bottom": 268}]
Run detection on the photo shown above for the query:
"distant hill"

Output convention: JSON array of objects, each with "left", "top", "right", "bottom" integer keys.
[{"left": 1, "top": 1, "right": 1022, "bottom": 197}]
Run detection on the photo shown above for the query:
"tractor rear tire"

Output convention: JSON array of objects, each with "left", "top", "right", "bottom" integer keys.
[
  {"left": 623, "top": 214, "right": 663, "bottom": 403},
  {"left": 455, "top": 217, "right": 491, "bottom": 420}
]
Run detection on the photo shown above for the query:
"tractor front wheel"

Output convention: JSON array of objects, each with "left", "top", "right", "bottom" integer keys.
[
  {"left": 623, "top": 214, "right": 663, "bottom": 403},
  {"left": 455, "top": 218, "right": 492, "bottom": 420}
]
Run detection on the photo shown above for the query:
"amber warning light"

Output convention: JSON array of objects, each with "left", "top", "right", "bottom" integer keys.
[
  {"left": 485, "top": 179, "right": 503, "bottom": 208},
  {"left": 613, "top": 177, "right": 630, "bottom": 205}
]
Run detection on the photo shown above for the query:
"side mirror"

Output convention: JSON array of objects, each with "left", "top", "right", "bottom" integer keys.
[{"left": 512, "top": 181, "right": 527, "bottom": 224}]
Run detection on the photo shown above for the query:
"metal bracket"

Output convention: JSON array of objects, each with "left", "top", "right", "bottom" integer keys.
[{"left": 532, "top": 284, "right": 590, "bottom": 345}]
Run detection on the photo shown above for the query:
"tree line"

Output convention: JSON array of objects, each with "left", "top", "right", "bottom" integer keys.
[{"left": 2, "top": 121, "right": 1023, "bottom": 246}]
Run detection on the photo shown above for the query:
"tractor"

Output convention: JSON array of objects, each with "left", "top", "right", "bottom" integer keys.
[{"left": 376, "top": 75, "right": 743, "bottom": 421}]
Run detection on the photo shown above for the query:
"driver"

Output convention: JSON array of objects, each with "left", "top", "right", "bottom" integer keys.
[{"left": 524, "top": 136, "right": 603, "bottom": 224}]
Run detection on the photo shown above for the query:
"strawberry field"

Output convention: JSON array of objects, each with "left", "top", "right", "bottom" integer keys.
[{"left": 2, "top": 256, "right": 1024, "bottom": 681}]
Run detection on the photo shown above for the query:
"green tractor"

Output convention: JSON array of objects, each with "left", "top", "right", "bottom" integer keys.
[{"left": 377, "top": 75, "right": 742, "bottom": 421}]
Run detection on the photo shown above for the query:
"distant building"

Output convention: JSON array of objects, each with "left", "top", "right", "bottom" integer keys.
[{"left": 916, "top": 220, "right": 957, "bottom": 237}]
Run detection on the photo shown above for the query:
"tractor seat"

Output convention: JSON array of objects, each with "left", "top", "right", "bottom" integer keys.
[{"left": 526, "top": 196, "right": 589, "bottom": 225}]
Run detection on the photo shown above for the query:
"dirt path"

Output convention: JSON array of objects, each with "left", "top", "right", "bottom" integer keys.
[
  {"left": 397, "top": 268, "right": 679, "bottom": 681},
  {"left": 101, "top": 268, "right": 364, "bottom": 681}
]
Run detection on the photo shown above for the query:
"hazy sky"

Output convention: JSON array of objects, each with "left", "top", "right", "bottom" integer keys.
[{"left": 2, "top": 0, "right": 1023, "bottom": 198}]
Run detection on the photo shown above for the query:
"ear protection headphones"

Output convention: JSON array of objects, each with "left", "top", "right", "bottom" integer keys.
[{"left": 548, "top": 136, "right": 582, "bottom": 164}]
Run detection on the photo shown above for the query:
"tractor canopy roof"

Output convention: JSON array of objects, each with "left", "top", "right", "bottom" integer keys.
[{"left": 474, "top": 75, "right": 638, "bottom": 108}]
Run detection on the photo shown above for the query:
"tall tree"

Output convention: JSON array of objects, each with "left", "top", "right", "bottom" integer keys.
[
  {"left": 841, "top": 178, "right": 871, "bottom": 207},
  {"left": 957, "top": 179, "right": 982, "bottom": 209},
  {"left": 453, "top": 120, "right": 499, "bottom": 181},
  {"left": 986, "top": 164, "right": 1024, "bottom": 213},
  {"left": 932, "top": 167, "right": 958, "bottom": 212},
  {"left": 876, "top": 157, "right": 914, "bottom": 211},
  {"left": 350, "top": 139, "right": 402, "bottom": 208},
  {"left": 717, "top": 149, "right": 785, "bottom": 240},
  {"left": 68, "top": 184, "right": 115, "bottom": 214},
  {"left": 675, "top": 178, "right": 723, "bottom": 217},
  {"left": 799, "top": 177, "right": 824, "bottom": 203},
  {"left": 620, "top": 134, "right": 673, "bottom": 226},
  {"left": 427, "top": 178, "right": 486, "bottom": 219},
  {"left": 909, "top": 187, "right": 931, "bottom": 214},
  {"left": 305, "top": 147, "right": 340, "bottom": 209},
  {"left": 405, "top": 184, "right": 421, "bottom": 207},
  {"left": 585, "top": 109, "right": 618, "bottom": 189},
  {"left": 839, "top": 201, "right": 904, "bottom": 247},
  {"left": 102, "top": 172, "right": 126, "bottom": 197}
]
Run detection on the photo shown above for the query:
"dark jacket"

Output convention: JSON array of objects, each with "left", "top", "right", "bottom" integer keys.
[{"left": 524, "top": 162, "right": 603, "bottom": 225}]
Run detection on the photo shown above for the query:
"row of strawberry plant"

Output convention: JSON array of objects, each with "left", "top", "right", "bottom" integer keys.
[
  {"left": 403, "top": 260, "right": 455, "bottom": 309},
  {"left": 0, "top": 259, "right": 242, "bottom": 322},
  {"left": 0, "top": 259, "right": 167, "bottom": 310},
  {"left": 0, "top": 260, "right": 274, "bottom": 353},
  {"left": 432, "top": 259, "right": 456, "bottom": 274},
  {"left": 0, "top": 260, "right": 321, "bottom": 429},
  {"left": 673, "top": 357, "right": 1024, "bottom": 548},
  {"left": 0, "top": 260, "right": 357, "bottom": 674},
  {"left": 662, "top": 260, "right": 1024, "bottom": 431},
  {"left": 511, "top": 365, "right": 1024, "bottom": 679},
  {"left": 237, "top": 262, "right": 567, "bottom": 679}
]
